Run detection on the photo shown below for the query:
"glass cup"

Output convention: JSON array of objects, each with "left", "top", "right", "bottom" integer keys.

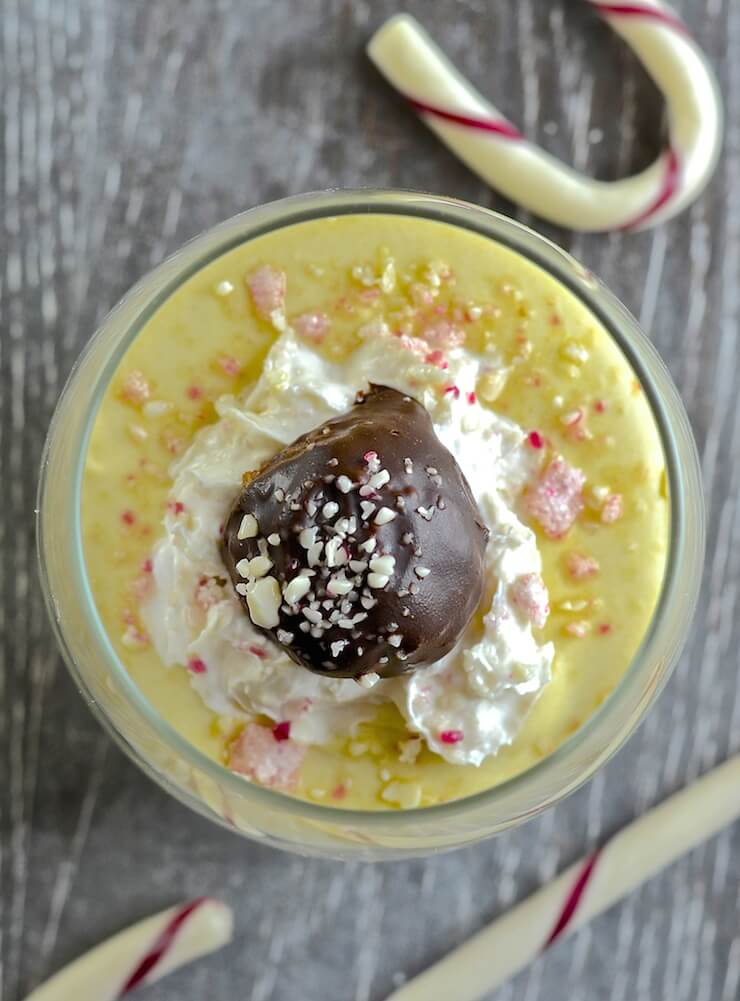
[{"left": 37, "top": 190, "right": 705, "bottom": 860}]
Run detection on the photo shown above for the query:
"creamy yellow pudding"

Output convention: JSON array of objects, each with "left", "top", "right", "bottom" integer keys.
[{"left": 82, "top": 214, "right": 669, "bottom": 810}]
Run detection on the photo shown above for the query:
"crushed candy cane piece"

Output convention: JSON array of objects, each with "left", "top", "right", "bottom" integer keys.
[
  {"left": 528, "top": 430, "right": 544, "bottom": 449},
  {"left": 247, "top": 265, "right": 287, "bottom": 320},
  {"left": 272, "top": 721, "right": 291, "bottom": 742},
  {"left": 120, "top": 369, "right": 151, "bottom": 406},
  {"left": 439, "top": 729, "right": 464, "bottom": 744},
  {"left": 420, "top": 316, "right": 465, "bottom": 350},
  {"left": 526, "top": 456, "right": 585, "bottom": 539},
  {"left": 566, "top": 551, "right": 600, "bottom": 580},
  {"left": 510, "top": 573, "right": 550, "bottom": 629},
  {"left": 398, "top": 736, "right": 423, "bottom": 764},
  {"left": 565, "top": 620, "right": 591, "bottom": 638},
  {"left": 121, "top": 509, "right": 136, "bottom": 526},
  {"left": 218, "top": 355, "right": 241, "bottom": 376},
  {"left": 230, "top": 723, "right": 305, "bottom": 791},
  {"left": 601, "top": 493, "right": 624, "bottom": 524},
  {"left": 188, "top": 657, "right": 207, "bottom": 674},
  {"left": 293, "top": 311, "right": 331, "bottom": 342},
  {"left": 121, "top": 624, "right": 149, "bottom": 649},
  {"left": 381, "top": 780, "right": 422, "bottom": 809}
]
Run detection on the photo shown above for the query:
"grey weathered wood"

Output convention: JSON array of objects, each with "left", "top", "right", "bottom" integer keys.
[{"left": 2, "top": 1, "right": 739, "bottom": 999}]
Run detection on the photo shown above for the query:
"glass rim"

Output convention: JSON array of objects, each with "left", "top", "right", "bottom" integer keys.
[{"left": 38, "top": 188, "right": 705, "bottom": 832}]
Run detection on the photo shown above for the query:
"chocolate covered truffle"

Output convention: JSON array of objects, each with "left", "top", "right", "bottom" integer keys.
[{"left": 221, "top": 385, "right": 489, "bottom": 680}]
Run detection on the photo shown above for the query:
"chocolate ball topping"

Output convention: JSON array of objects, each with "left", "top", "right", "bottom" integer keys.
[{"left": 221, "top": 385, "right": 489, "bottom": 681}]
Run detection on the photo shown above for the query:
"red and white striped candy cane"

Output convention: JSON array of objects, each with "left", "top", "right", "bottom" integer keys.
[
  {"left": 386, "top": 754, "right": 740, "bottom": 1001},
  {"left": 22, "top": 898, "right": 233, "bottom": 1001},
  {"left": 368, "top": 1, "right": 722, "bottom": 231}
]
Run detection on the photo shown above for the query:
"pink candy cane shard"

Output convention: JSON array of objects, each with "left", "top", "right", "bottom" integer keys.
[
  {"left": 526, "top": 456, "right": 585, "bottom": 539},
  {"left": 367, "top": 4, "right": 722, "bottom": 231},
  {"left": 247, "top": 265, "right": 287, "bottom": 319},
  {"left": 230, "top": 722, "right": 305, "bottom": 792},
  {"left": 21, "top": 899, "right": 233, "bottom": 1001},
  {"left": 510, "top": 573, "right": 550, "bottom": 629}
]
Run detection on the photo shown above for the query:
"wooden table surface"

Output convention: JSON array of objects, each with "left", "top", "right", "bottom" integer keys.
[{"left": 3, "top": 1, "right": 739, "bottom": 999}]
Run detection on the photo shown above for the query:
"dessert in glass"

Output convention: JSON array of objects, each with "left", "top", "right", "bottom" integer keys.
[{"left": 38, "top": 191, "right": 704, "bottom": 858}]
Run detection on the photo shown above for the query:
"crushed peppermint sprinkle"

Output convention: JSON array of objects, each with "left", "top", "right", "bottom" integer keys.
[
  {"left": 276, "top": 629, "right": 294, "bottom": 645},
  {"left": 186, "top": 385, "right": 203, "bottom": 400},
  {"left": 120, "top": 370, "right": 151, "bottom": 405},
  {"left": 601, "top": 493, "right": 623, "bottom": 524},
  {"left": 466, "top": 391, "right": 477, "bottom": 405},
  {"left": 567, "top": 551, "right": 600, "bottom": 579},
  {"left": 267, "top": 533, "right": 281, "bottom": 546},
  {"left": 336, "top": 475, "right": 353, "bottom": 493},
  {"left": 360, "top": 500, "right": 376, "bottom": 520},
  {"left": 528, "top": 430, "right": 544, "bottom": 449},
  {"left": 230, "top": 723, "right": 304, "bottom": 791},
  {"left": 439, "top": 729, "right": 464, "bottom": 744},
  {"left": 444, "top": 384, "right": 461, "bottom": 399},
  {"left": 363, "top": 450, "right": 380, "bottom": 472},
  {"left": 367, "top": 573, "right": 390, "bottom": 589},
  {"left": 215, "top": 279, "right": 234, "bottom": 296},
  {"left": 510, "top": 573, "right": 550, "bottom": 629},
  {"left": 299, "top": 527, "right": 319, "bottom": 549},
  {"left": 416, "top": 506, "right": 433, "bottom": 521},
  {"left": 327, "top": 576, "right": 353, "bottom": 596},
  {"left": 283, "top": 576, "right": 311, "bottom": 604},
  {"left": 187, "top": 657, "right": 207, "bottom": 674},
  {"left": 565, "top": 620, "right": 591, "bottom": 638},
  {"left": 218, "top": 355, "right": 241, "bottom": 376},
  {"left": 369, "top": 554, "right": 395, "bottom": 576},
  {"left": 322, "top": 501, "right": 340, "bottom": 520},
  {"left": 374, "top": 507, "right": 397, "bottom": 525},
  {"left": 272, "top": 720, "right": 291, "bottom": 741},
  {"left": 121, "top": 623, "right": 149, "bottom": 649},
  {"left": 421, "top": 316, "right": 465, "bottom": 350},
  {"left": 414, "top": 566, "right": 431, "bottom": 578},
  {"left": 247, "top": 265, "right": 287, "bottom": 320},
  {"left": 526, "top": 456, "right": 585, "bottom": 539},
  {"left": 237, "top": 513, "right": 259, "bottom": 539},
  {"left": 360, "top": 537, "right": 377, "bottom": 553},
  {"left": 388, "top": 634, "right": 402, "bottom": 647},
  {"left": 330, "top": 639, "right": 349, "bottom": 658},
  {"left": 142, "top": 400, "right": 170, "bottom": 417},
  {"left": 121, "top": 509, "right": 136, "bottom": 525},
  {"left": 561, "top": 408, "right": 583, "bottom": 427},
  {"left": 403, "top": 457, "right": 413, "bottom": 474},
  {"left": 358, "top": 672, "right": 381, "bottom": 689},
  {"left": 293, "top": 311, "right": 330, "bottom": 342},
  {"left": 369, "top": 469, "right": 390, "bottom": 489}
]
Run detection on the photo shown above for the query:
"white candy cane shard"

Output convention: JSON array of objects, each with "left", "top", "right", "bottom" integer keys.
[
  {"left": 367, "top": 2, "right": 722, "bottom": 231},
  {"left": 21, "top": 898, "right": 233, "bottom": 1001}
]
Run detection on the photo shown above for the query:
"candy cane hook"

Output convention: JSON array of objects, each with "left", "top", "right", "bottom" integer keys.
[{"left": 368, "top": 1, "right": 722, "bottom": 232}]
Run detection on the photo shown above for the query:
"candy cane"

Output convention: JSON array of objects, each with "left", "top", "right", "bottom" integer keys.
[
  {"left": 367, "top": 2, "right": 722, "bottom": 231},
  {"left": 22, "top": 898, "right": 234, "bottom": 1001},
  {"left": 385, "top": 754, "right": 740, "bottom": 1001}
]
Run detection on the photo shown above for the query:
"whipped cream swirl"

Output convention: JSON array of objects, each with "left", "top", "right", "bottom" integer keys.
[{"left": 141, "top": 327, "right": 554, "bottom": 765}]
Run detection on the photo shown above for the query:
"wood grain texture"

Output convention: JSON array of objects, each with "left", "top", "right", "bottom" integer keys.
[{"left": 1, "top": 1, "right": 738, "bottom": 999}]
